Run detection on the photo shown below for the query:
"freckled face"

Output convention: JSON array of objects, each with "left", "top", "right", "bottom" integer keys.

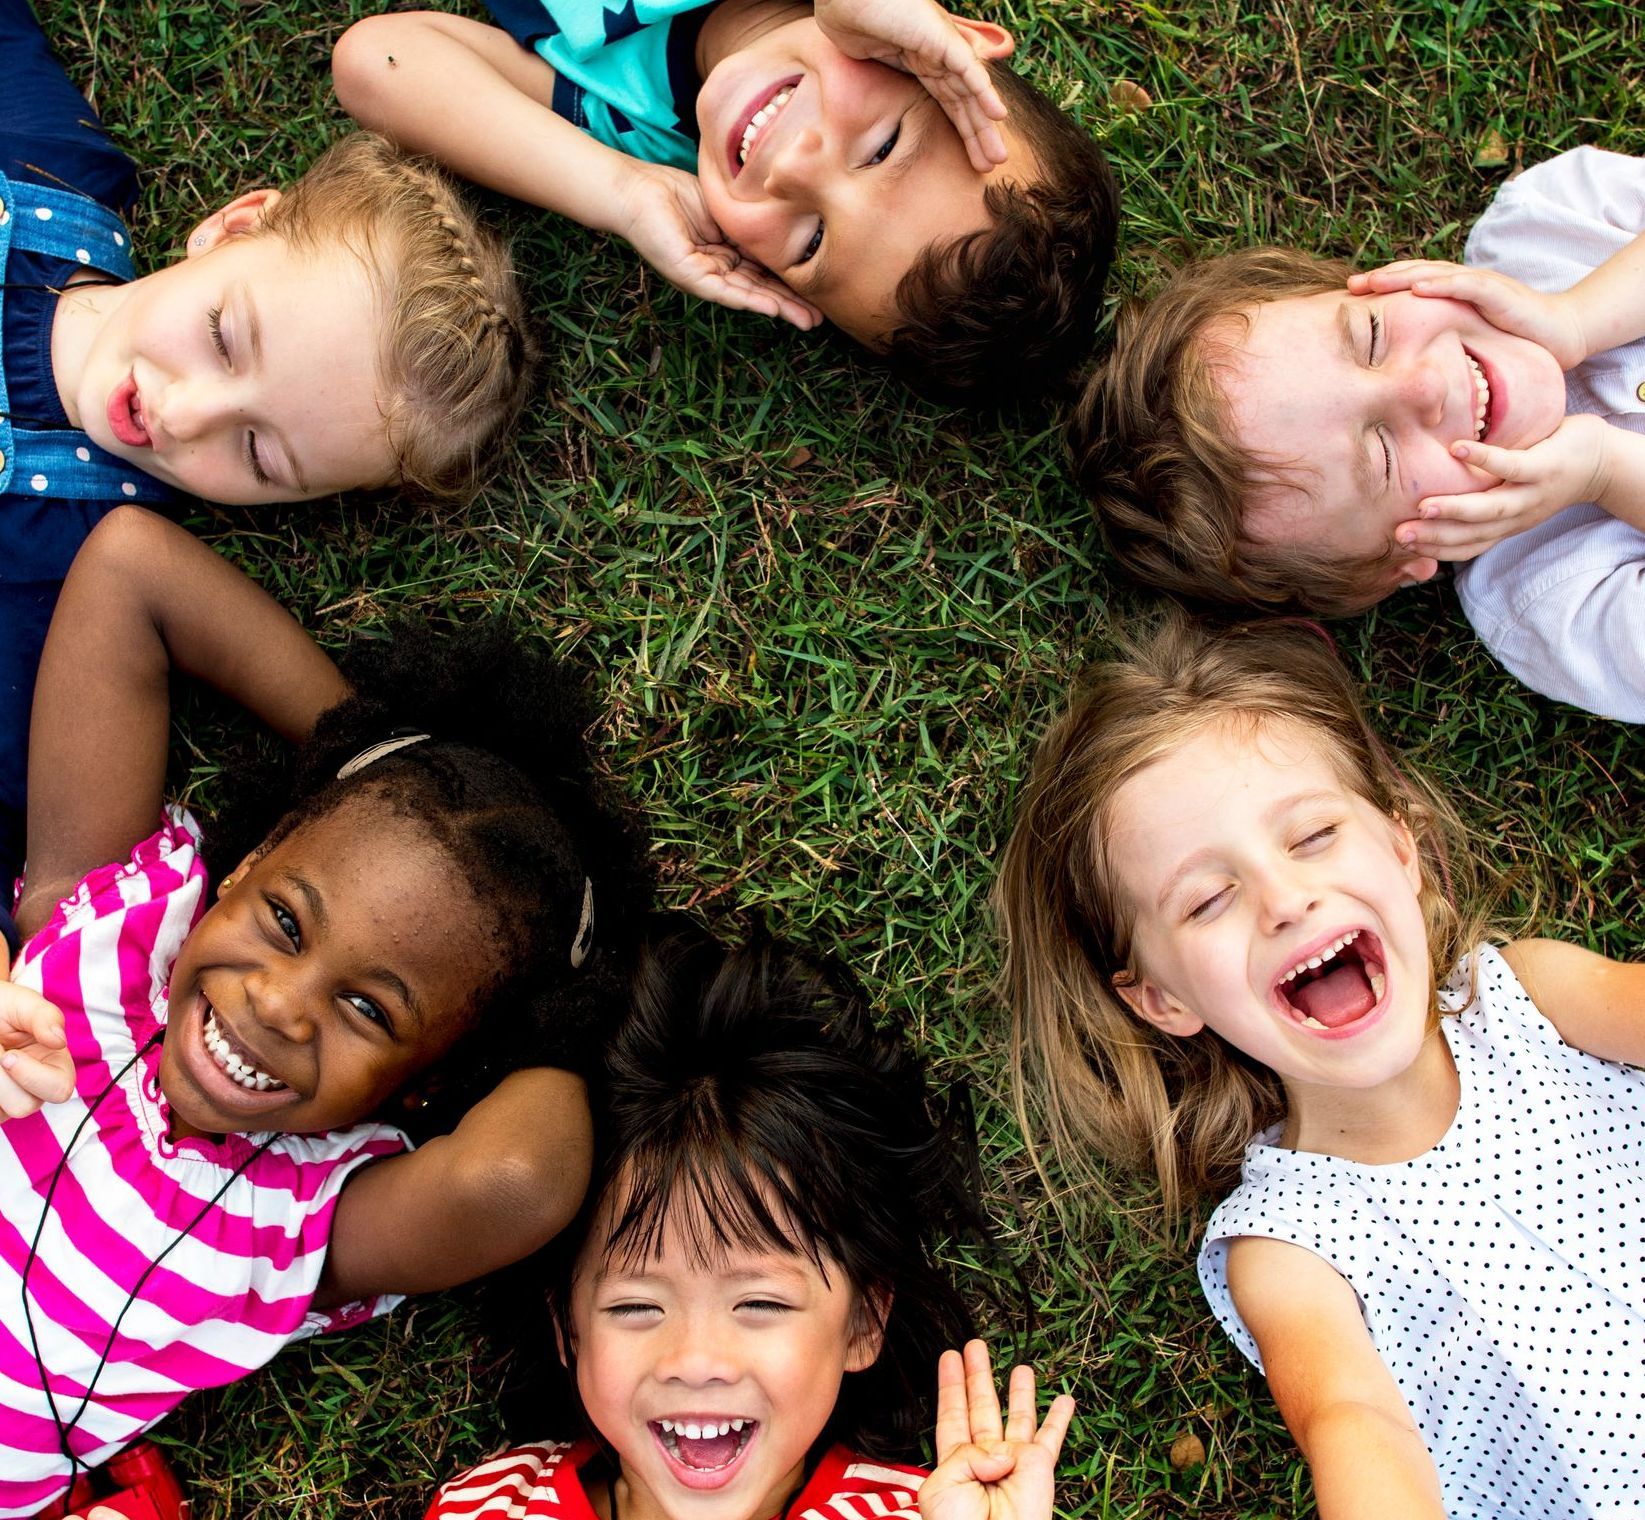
[
  {"left": 1217, "top": 289, "right": 1567, "bottom": 561},
  {"left": 160, "top": 803, "right": 493, "bottom": 1138}
]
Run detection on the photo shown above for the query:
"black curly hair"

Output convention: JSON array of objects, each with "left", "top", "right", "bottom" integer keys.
[
  {"left": 207, "top": 619, "right": 653, "bottom": 1130},
  {"left": 526, "top": 919, "right": 991, "bottom": 1463}
]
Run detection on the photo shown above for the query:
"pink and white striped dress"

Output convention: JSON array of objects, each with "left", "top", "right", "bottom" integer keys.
[{"left": 0, "top": 810, "right": 409, "bottom": 1516}]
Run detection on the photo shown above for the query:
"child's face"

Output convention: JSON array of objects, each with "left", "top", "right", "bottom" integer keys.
[
  {"left": 693, "top": 17, "right": 1020, "bottom": 345},
  {"left": 1105, "top": 718, "right": 1433, "bottom": 1099},
  {"left": 61, "top": 191, "right": 398, "bottom": 504},
  {"left": 160, "top": 801, "right": 490, "bottom": 1139},
  {"left": 568, "top": 1186, "right": 881, "bottom": 1520},
  {"left": 1215, "top": 288, "right": 1567, "bottom": 583}
]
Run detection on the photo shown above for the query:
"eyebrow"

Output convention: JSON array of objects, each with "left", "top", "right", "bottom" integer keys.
[
  {"left": 239, "top": 285, "right": 311, "bottom": 496},
  {"left": 1151, "top": 789, "right": 1342, "bottom": 912},
  {"left": 283, "top": 872, "right": 424, "bottom": 1029}
]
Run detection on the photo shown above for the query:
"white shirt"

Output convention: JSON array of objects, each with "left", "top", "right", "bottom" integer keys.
[{"left": 1457, "top": 146, "right": 1645, "bottom": 722}]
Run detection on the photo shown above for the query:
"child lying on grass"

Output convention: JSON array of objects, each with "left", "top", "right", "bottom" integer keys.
[
  {"left": 1072, "top": 146, "right": 1645, "bottom": 722},
  {"left": 332, "top": 0, "right": 1118, "bottom": 406}
]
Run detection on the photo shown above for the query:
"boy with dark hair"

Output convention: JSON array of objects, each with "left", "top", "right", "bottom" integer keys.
[{"left": 333, "top": 0, "right": 1118, "bottom": 406}]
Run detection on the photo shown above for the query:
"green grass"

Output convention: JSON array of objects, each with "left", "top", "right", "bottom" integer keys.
[{"left": 29, "top": 0, "right": 1645, "bottom": 1516}]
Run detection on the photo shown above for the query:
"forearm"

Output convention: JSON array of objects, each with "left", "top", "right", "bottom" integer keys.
[
  {"left": 333, "top": 12, "right": 646, "bottom": 236},
  {"left": 1591, "top": 421, "right": 1645, "bottom": 533},
  {"left": 1561, "top": 229, "right": 1645, "bottom": 361},
  {"left": 22, "top": 510, "right": 343, "bottom": 934},
  {"left": 1302, "top": 1402, "right": 1446, "bottom": 1520},
  {"left": 316, "top": 1067, "right": 592, "bottom": 1306}
]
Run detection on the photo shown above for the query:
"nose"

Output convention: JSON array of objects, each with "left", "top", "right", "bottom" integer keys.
[
  {"left": 243, "top": 963, "right": 319, "bottom": 1044},
  {"left": 1385, "top": 351, "right": 1446, "bottom": 428},
  {"left": 1252, "top": 859, "right": 1319, "bottom": 935},
  {"left": 153, "top": 374, "right": 243, "bottom": 445},
  {"left": 653, "top": 1315, "right": 741, "bottom": 1387},
  {"left": 761, "top": 125, "right": 825, "bottom": 198}
]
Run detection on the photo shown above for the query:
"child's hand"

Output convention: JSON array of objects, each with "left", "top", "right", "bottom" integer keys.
[
  {"left": 1397, "top": 413, "right": 1611, "bottom": 560},
  {"left": 0, "top": 978, "right": 73, "bottom": 1118},
  {"left": 1348, "top": 260, "right": 1587, "bottom": 371},
  {"left": 814, "top": 0, "right": 1008, "bottom": 172},
  {"left": 919, "top": 1340, "right": 1075, "bottom": 1520},
  {"left": 613, "top": 163, "right": 824, "bottom": 331}
]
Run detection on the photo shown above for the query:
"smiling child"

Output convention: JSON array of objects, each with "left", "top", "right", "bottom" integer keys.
[
  {"left": 1072, "top": 146, "right": 1645, "bottom": 721},
  {"left": 332, "top": 0, "right": 1117, "bottom": 405}
]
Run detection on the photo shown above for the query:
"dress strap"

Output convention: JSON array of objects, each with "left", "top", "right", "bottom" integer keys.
[{"left": 0, "top": 167, "right": 137, "bottom": 280}]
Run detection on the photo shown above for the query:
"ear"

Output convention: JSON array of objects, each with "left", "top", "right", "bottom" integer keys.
[
  {"left": 1389, "top": 814, "right": 1423, "bottom": 895},
  {"left": 554, "top": 1314, "right": 574, "bottom": 1369},
  {"left": 216, "top": 848, "right": 264, "bottom": 899},
  {"left": 1113, "top": 972, "right": 1206, "bottom": 1039},
  {"left": 1388, "top": 554, "right": 1440, "bottom": 594},
  {"left": 186, "top": 187, "right": 282, "bottom": 259},
  {"left": 945, "top": 13, "right": 1014, "bottom": 60},
  {"left": 845, "top": 1286, "right": 891, "bottom": 1373}
]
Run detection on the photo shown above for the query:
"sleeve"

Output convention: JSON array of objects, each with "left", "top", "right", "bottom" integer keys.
[{"left": 0, "top": 0, "right": 140, "bottom": 213}]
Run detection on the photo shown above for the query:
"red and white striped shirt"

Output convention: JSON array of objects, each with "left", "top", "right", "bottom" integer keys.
[
  {"left": 427, "top": 1440, "right": 925, "bottom": 1520},
  {"left": 0, "top": 811, "right": 409, "bottom": 1516}
]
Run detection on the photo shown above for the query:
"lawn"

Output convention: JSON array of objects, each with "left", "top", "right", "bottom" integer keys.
[{"left": 28, "top": 0, "right": 1645, "bottom": 1516}]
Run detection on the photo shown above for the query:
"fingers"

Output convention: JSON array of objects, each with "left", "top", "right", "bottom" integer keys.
[
  {"left": 1447, "top": 437, "right": 1538, "bottom": 481},
  {"left": 933, "top": 1347, "right": 970, "bottom": 1462},
  {"left": 1004, "top": 1362, "right": 1038, "bottom": 1444},
  {"left": 0, "top": 1046, "right": 76, "bottom": 1109},
  {"left": 1035, "top": 1393, "right": 1076, "bottom": 1459},
  {"left": 1347, "top": 259, "right": 1466, "bottom": 295},
  {"left": 0, "top": 983, "right": 66, "bottom": 1050},
  {"left": 962, "top": 1338, "right": 1005, "bottom": 1446}
]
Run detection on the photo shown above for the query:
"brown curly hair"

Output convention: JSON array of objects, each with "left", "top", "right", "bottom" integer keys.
[
  {"left": 884, "top": 63, "right": 1118, "bottom": 408},
  {"left": 259, "top": 132, "right": 534, "bottom": 505},
  {"left": 1067, "top": 246, "right": 1398, "bottom": 614}
]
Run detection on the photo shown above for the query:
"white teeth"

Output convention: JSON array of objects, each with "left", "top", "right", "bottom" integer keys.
[
  {"left": 1280, "top": 929, "right": 1360, "bottom": 984},
  {"left": 1465, "top": 353, "right": 1489, "bottom": 440},
  {"left": 738, "top": 86, "right": 794, "bottom": 164},
  {"left": 1369, "top": 971, "right": 1387, "bottom": 1000},
  {"left": 1302, "top": 1016, "right": 1327, "bottom": 1030},
  {"left": 203, "top": 1007, "right": 286, "bottom": 1092},
  {"left": 661, "top": 1418, "right": 746, "bottom": 1438}
]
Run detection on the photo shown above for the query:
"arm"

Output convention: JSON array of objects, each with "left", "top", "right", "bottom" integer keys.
[
  {"left": 1226, "top": 1236, "right": 1445, "bottom": 1520},
  {"left": 18, "top": 507, "right": 347, "bottom": 940},
  {"left": 315, "top": 1066, "right": 593, "bottom": 1308},
  {"left": 1499, "top": 938, "right": 1645, "bottom": 1067},
  {"left": 331, "top": 12, "right": 819, "bottom": 328}
]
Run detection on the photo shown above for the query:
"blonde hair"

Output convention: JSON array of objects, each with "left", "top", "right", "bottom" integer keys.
[
  {"left": 995, "top": 615, "right": 1502, "bottom": 1216},
  {"left": 1066, "top": 247, "right": 1395, "bottom": 617},
  {"left": 258, "top": 132, "right": 533, "bottom": 505}
]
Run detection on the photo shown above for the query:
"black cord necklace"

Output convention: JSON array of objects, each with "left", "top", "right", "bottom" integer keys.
[{"left": 20, "top": 1026, "right": 276, "bottom": 1500}]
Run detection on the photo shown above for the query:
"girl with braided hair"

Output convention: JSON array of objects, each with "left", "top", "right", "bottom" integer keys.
[
  {"left": 0, "top": 507, "right": 650, "bottom": 1517},
  {"left": 2, "top": 3, "right": 533, "bottom": 963}
]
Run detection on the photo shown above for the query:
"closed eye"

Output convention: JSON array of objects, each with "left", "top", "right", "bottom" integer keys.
[
  {"left": 1376, "top": 425, "right": 1393, "bottom": 487},
  {"left": 737, "top": 1297, "right": 794, "bottom": 1313},
  {"left": 208, "top": 304, "right": 230, "bottom": 362},
  {"left": 1294, "top": 824, "right": 1339, "bottom": 852},
  {"left": 1368, "top": 309, "right": 1382, "bottom": 364},
  {"left": 1186, "top": 885, "right": 1232, "bottom": 922},
  {"left": 245, "top": 432, "right": 273, "bottom": 489}
]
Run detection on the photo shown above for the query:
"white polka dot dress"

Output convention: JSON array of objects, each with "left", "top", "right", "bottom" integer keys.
[{"left": 1198, "top": 945, "right": 1644, "bottom": 1518}]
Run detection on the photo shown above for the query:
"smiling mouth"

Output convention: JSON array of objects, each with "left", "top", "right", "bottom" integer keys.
[
  {"left": 107, "top": 372, "right": 152, "bottom": 450},
  {"left": 731, "top": 78, "right": 799, "bottom": 176},
  {"left": 653, "top": 1418, "right": 756, "bottom": 1473},
  {"left": 1275, "top": 929, "right": 1387, "bottom": 1032},
  {"left": 203, "top": 1004, "right": 287, "bottom": 1092},
  {"left": 1464, "top": 351, "right": 1492, "bottom": 442}
]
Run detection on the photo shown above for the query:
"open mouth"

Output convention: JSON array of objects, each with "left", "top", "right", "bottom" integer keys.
[
  {"left": 203, "top": 1004, "right": 287, "bottom": 1092},
  {"left": 1275, "top": 929, "right": 1387, "bottom": 1034},
  {"left": 730, "top": 78, "right": 799, "bottom": 176},
  {"left": 1463, "top": 350, "right": 1493, "bottom": 442},
  {"left": 651, "top": 1417, "right": 757, "bottom": 1488},
  {"left": 106, "top": 372, "right": 152, "bottom": 450}
]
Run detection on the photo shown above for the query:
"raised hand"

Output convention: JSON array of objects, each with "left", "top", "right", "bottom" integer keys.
[
  {"left": 0, "top": 976, "right": 74, "bottom": 1118},
  {"left": 613, "top": 162, "right": 823, "bottom": 331},
  {"left": 1348, "top": 260, "right": 1586, "bottom": 370},
  {"left": 1396, "top": 413, "right": 1611, "bottom": 560},
  {"left": 814, "top": 0, "right": 1009, "bottom": 172},
  {"left": 919, "top": 1340, "right": 1075, "bottom": 1520}
]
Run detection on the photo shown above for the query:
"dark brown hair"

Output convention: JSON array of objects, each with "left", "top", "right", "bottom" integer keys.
[{"left": 885, "top": 63, "right": 1118, "bottom": 407}]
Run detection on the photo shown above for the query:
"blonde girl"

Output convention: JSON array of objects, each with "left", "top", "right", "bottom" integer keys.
[{"left": 995, "top": 616, "right": 1644, "bottom": 1520}]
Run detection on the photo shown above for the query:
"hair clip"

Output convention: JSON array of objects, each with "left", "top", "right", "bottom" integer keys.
[
  {"left": 336, "top": 731, "right": 431, "bottom": 781},
  {"left": 570, "top": 878, "right": 595, "bottom": 968}
]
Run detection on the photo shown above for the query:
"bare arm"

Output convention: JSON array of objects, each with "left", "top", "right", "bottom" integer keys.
[
  {"left": 1226, "top": 1235, "right": 1446, "bottom": 1520},
  {"left": 19, "top": 508, "right": 347, "bottom": 939},
  {"left": 315, "top": 1066, "right": 593, "bottom": 1308},
  {"left": 1500, "top": 938, "right": 1645, "bottom": 1067}
]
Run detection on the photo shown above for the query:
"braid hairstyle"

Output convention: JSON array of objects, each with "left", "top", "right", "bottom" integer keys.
[
  {"left": 207, "top": 619, "right": 653, "bottom": 1134},
  {"left": 509, "top": 919, "right": 997, "bottom": 1463},
  {"left": 257, "top": 132, "right": 536, "bottom": 506}
]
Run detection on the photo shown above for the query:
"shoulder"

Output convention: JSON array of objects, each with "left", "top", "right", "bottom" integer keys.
[
  {"left": 791, "top": 1447, "right": 926, "bottom": 1520},
  {"left": 426, "top": 1439, "right": 592, "bottom": 1520}
]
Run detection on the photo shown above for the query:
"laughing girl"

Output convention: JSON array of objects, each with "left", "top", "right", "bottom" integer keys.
[{"left": 996, "top": 616, "right": 1644, "bottom": 1520}]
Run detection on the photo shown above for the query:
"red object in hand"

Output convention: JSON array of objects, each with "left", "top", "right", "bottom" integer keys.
[{"left": 35, "top": 1442, "right": 190, "bottom": 1520}]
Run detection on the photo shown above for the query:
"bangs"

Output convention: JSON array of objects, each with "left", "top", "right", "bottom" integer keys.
[{"left": 599, "top": 1134, "right": 836, "bottom": 1282}]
